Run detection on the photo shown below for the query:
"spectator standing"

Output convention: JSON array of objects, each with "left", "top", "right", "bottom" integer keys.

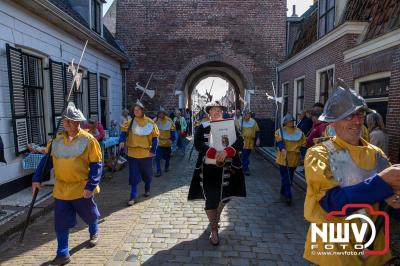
[{"left": 366, "top": 111, "right": 388, "bottom": 155}]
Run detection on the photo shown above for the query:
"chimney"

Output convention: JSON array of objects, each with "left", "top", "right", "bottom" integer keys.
[{"left": 291, "top": 5, "right": 298, "bottom": 17}]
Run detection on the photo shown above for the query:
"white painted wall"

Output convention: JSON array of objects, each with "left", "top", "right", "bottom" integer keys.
[{"left": 0, "top": 1, "right": 123, "bottom": 185}]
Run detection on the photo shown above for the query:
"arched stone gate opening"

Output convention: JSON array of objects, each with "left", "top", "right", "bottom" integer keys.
[{"left": 174, "top": 54, "right": 255, "bottom": 111}]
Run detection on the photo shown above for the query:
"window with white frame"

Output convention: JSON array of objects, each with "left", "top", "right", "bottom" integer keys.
[
  {"left": 6, "top": 44, "right": 100, "bottom": 155},
  {"left": 359, "top": 78, "right": 390, "bottom": 99},
  {"left": 356, "top": 73, "right": 390, "bottom": 123},
  {"left": 6, "top": 44, "right": 46, "bottom": 154},
  {"left": 296, "top": 79, "right": 305, "bottom": 115},
  {"left": 319, "top": 0, "right": 335, "bottom": 38},
  {"left": 91, "top": 0, "right": 101, "bottom": 34},
  {"left": 319, "top": 68, "right": 334, "bottom": 104}
]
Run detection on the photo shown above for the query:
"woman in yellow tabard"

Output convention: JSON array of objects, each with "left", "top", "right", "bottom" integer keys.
[
  {"left": 304, "top": 86, "right": 400, "bottom": 266},
  {"left": 236, "top": 109, "right": 260, "bottom": 176},
  {"left": 119, "top": 100, "right": 159, "bottom": 206},
  {"left": 155, "top": 107, "right": 176, "bottom": 177},
  {"left": 274, "top": 114, "right": 306, "bottom": 206},
  {"left": 32, "top": 102, "right": 102, "bottom": 265}
]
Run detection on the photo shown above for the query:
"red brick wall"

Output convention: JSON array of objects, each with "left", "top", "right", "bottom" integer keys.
[
  {"left": 115, "top": 0, "right": 286, "bottom": 118},
  {"left": 278, "top": 34, "right": 358, "bottom": 115},
  {"left": 280, "top": 36, "right": 400, "bottom": 162}
]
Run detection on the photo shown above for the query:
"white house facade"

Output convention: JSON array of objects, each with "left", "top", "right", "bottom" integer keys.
[{"left": 0, "top": 0, "right": 129, "bottom": 195}]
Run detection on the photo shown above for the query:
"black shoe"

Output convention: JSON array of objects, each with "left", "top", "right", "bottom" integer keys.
[
  {"left": 165, "top": 168, "right": 169, "bottom": 172},
  {"left": 127, "top": 198, "right": 136, "bottom": 206},
  {"left": 49, "top": 255, "right": 71, "bottom": 265},
  {"left": 144, "top": 191, "right": 151, "bottom": 197},
  {"left": 286, "top": 198, "right": 292, "bottom": 206},
  {"left": 155, "top": 171, "right": 161, "bottom": 177},
  {"left": 88, "top": 234, "right": 99, "bottom": 247}
]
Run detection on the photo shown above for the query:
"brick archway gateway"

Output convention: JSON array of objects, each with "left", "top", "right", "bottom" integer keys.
[
  {"left": 113, "top": 0, "right": 286, "bottom": 125},
  {"left": 174, "top": 54, "right": 255, "bottom": 109}
]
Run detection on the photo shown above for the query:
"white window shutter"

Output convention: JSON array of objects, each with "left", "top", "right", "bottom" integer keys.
[
  {"left": 15, "top": 118, "right": 29, "bottom": 153},
  {"left": 88, "top": 71, "right": 99, "bottom": 119},
  {"left": 49, "top": 59, "right": 66, "bottom": 135},
  {"left": 6, "top": 44, "right": 28, "bottom": 155}
]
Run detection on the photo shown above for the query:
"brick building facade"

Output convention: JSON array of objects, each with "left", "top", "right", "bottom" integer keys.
[
  {"left": 278, "top": 0, "right": 400, "bottom": 162},
  {"left": 108, "top": 0, "right": 286, "bottom": 120}
]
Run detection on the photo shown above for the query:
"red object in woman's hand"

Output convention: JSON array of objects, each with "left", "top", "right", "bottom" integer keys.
[
  {"left": 206, "top": 147, "right": 217, "bottom": 159},
  {"left": 224, "top": 147, "right": 236, "bottom": 157}
]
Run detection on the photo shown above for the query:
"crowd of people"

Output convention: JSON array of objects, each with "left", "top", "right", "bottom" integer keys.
[{"left": 30, "top": 82, "right": 398, "bottom": 265}]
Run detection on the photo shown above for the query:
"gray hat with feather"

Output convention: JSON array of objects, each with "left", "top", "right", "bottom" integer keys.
[
  {"left": 133, "top": 99, "right": 145, "bottom": 109},
  {"left": 158, "top": 106, "right": 168, "bottom": 115},
  {"left": 63, "top": 102, "right": 86, "bottom": 121},
  {"left": 282, "top": 113, "right": 295, "bottom": 125}
]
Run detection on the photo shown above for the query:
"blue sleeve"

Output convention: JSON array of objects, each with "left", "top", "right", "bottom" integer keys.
[
  {"left": 255, "top": 132, "right": 261, "bottom": 140},
  {"left": 150, "top": 137, "right": 158, "bottom": 154},
  {"left": 119, "top": 131, "right": 127, "bottom": 143},
  {"left": 32, "top": 154, "right": 53, "bottom": 182},
  {"left": 85, "top": 162, "right": 102, "bottom": 191},
  {"left": 319, "top": 175, "right": 394, "bottom": 214},
  {"left": 276, "top": 140, "right": 285, "bottom": 150}
]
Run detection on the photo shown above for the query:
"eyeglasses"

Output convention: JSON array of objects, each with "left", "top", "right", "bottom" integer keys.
[{"left": 344, "top": 110, "right": 366, "bottom": 121}]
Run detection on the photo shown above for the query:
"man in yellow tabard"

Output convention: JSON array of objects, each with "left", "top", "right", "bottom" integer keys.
[
  {"left": 155, "top": 107, "right": 176, "bottom": 177},
  {"left": 32, "top": 102, "right": 103, "bottom": 265},
  {"left": 235, "top": 109, "right": 260, "bottom": 176},
  {"left": 304, "top": 85, "right": 400, "bottom": 265},
  {"left": 119, "top": 100, "right": 159, "bottom": 206},
  {"left": 275, "top": 113, "right": 306, "bottom": 205}
]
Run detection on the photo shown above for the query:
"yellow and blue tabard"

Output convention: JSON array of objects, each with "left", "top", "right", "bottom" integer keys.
[
  {"left": 121, "top": 115, "right": 160, "bottom": 158},
  {"left": 325, "top": 124, "right": 370, "bottom": 142},
  {"left": 274, "top": 126, "right": 306, "bottom": 167},
  {"left": 303, "top": 135, "right": 392, "bottom": 266},
  {"left": 156, "top": 117, "right": 176, "bottom": 147},
  {"left": 236, "top": 118, "right": 260, "bottom": 149},
  {"left": 49, "top": 129, "right": 102, "bottom": 200}
]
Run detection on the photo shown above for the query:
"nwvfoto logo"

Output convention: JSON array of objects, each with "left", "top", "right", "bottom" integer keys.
[{"left": 310, "top": 204, "right": 390, "bottom": 256}]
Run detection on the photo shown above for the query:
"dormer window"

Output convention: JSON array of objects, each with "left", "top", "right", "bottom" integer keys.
[
  {"left": 318, "top": 0, "right": 335, "bottom": 38},
  {"left": 91, "top": 0, "right": 101, "bottom": 34}
]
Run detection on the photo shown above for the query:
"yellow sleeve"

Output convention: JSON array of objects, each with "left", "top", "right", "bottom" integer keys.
[
  {"left": 255, "top": 122, "right": 260, "bottom": 132},
  {"left": 120, "top": 120, "right": 130, "bottom": 133},
  {"left": 151, "top": 121, "right": 160, "bottom": 138},
  {"left": 304, "top": 145, "right": 338, "bottom": 202},
  {"left": 88, "top": 138, "right": 102, "bottom": 163},
  {"left": 274, "top": 129, "right": 282, "bottom": 142},
  {"left": 170, "top": 119, "right": 176, "bottom": 131}
]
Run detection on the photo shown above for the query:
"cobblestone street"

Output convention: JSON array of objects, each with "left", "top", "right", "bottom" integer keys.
[{"left": 0, "top": 150, "right": 309, "bottom": 266}]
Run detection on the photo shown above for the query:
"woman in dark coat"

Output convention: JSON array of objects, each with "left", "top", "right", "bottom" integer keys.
[{"left": 188, "top": 101, "right": 246, "bottom": 245}]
